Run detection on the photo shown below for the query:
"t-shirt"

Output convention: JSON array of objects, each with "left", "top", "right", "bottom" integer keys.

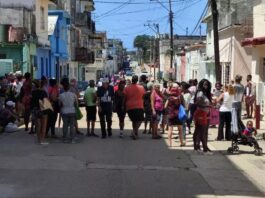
[
  {"left": 233, "top": 83, "right": 244, "bottom": 102},
  {"left": 124, "top": 84, "right": 145, "bottom": 111},
  {"left": 84, "top": 87, "right": 96, "bottom": 106},
  {"left": 219, "top": 92, "right": 233, "bottom": 112},
  {"left": 31, "top": 89, "right": 48, "bottom": 109},
  {"left": 97, "top": 86, "right": 114, "bottom": 110},
  {"left": 59, "top": 91, "right": 77, "bottom": 115},
  {"left": 196, "top": 91, "right": 210, "bottom": 112}
]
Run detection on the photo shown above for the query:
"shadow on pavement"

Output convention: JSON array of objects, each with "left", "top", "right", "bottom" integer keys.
[{"left": 0, "top": 121, "right": 264, "bottom": 198}]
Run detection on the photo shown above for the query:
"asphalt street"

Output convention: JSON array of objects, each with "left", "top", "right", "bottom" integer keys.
[{"left": 0, "top": 108, "right": 265, "bottom": 198}]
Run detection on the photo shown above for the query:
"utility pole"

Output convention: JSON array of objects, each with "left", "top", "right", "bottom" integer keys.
[
  {"left": 144, "top": 23, "right": 160, "bottom": 81},
  {"left": 169, "top": 0, "right": 174, "bottom": 80},
  {"left": 210, "top": 0, "right": 221, "bottom": 83}
]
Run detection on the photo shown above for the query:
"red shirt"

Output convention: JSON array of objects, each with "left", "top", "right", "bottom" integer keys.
[{"left": 124, "top": 84, "right": 145, "bottom": 110}]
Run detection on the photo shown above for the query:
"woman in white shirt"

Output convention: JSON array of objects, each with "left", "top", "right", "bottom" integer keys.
[
  {"left": 59, "top": 78, "right": 78, "bottom": 143},
  {"left": 216, "top": 85, "right": 235, "bottom": 141}
]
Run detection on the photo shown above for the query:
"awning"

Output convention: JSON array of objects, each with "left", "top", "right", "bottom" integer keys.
[
  {"left": 241, "top": 36, "right": 265, "bottom": 47},
  {"left": 48, "top": 16, "right": 59, "bottom": 35}
]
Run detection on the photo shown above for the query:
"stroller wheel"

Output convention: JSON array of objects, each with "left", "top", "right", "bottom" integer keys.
[
  {"left": 255, "top": 148, "right": 263, "bottom": 156},
  {"left": 227, "top": 147, "right": 234, "bottom": 153}
]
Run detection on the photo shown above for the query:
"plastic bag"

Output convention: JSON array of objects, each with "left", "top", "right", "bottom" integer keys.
[{"left": 178, "top": 104, "right": 187, "bottom": 122}]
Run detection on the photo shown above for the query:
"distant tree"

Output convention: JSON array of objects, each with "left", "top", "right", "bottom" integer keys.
[{"left": 133, "top": 35, "right": 154, "bottom": 63}]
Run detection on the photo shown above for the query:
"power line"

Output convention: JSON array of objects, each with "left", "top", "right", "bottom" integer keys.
[
  {"left": 94, "top": 0, "right": 194, "bottom": 5},
  {"left": 95, "top": 0, "right": 133, "bottom": 19},
  {"left": 190, "top": 1, "right": 208, "bottom": 35}
]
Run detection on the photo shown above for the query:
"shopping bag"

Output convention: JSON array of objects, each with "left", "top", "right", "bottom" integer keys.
[
  {"left": 39, "top": 98, "right": 53, "bottom": 112},
  {"left": 178, "top": 104, "right": 187, "bottom": 122},
  {"left": 75, "top": 106, "right": 83, "bottom": 120},
  {"left": 209, "top": 108, "right": 219, "bottom": 125}
]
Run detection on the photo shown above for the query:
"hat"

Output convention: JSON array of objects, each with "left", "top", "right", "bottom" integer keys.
[
  {"left": 102, "top": 78, "right": 109, "bottom": 83},
  {"left": 6, "top": 101, "right": 15, "bottom": 108}
]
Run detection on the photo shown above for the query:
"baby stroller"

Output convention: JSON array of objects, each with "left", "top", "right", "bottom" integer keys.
[{"left": 227, "top": 109, "right": 263, "bottom": 156}]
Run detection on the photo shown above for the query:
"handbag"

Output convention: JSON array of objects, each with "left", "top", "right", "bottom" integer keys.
[
  {"left": 178, "top": 104, "right": 187, "bottom": 122},
  {"left": 39, "top": 98, "right": 53, "bottom": 112},
  {"left": 75, "top": 106, "right": 83, "bottom": 120}
]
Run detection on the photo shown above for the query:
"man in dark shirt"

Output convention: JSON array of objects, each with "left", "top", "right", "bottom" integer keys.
[{"left": 97, "top": 78, "right": 114, "bottom": 138}]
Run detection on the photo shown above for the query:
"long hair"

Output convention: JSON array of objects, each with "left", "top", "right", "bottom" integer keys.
[{"left": 195, "top": 79, "right": 212, "bottom": 103}]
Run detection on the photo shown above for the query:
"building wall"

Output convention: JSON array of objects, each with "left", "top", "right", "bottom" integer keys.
[
  {"left": 0, "top": 45, "right": 23, "bottom": 71},
  {"left": 253, "top": 0, "right": 265, "bottom": 38},
  {"left": 219, "top": 28, "right": 252, "bottom": 84},
  {"left": 35, "top": 0, "right": 49, "bottom": 44},
  {"left": 35, "top": 48, "right": 50, "bottom": 78}
]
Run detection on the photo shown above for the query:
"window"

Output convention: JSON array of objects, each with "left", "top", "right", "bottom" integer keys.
[
  {"left": 222, "top": 62, "right": 230, "bottom": 85},
  {"left": 263, "top": 58, "right": 265, "bottom": 82},
  {"left": 0, "top": 54, "right": 6, "bottom": 59},
  {"left": 40, "top": 7, "right": 45, "bottom": 30}
]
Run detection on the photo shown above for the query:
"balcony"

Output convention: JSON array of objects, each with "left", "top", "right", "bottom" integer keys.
[
  {"left": 75, "top": 13, "right": 93, "bottom": 30},
  {"left": 8, "top": 27, "right": 27, "bottom": 43},
  {"left": 75, "top": 47, "right": 95, "bottom": 64}
]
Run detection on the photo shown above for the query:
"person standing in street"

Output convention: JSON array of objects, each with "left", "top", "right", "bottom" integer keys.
[
  {"left": 193, "top": 79, "right": 212, "bottom": 154},
  {"left": 233, "top": 75, "right": 245, "bottom": 132},
  {"left": 244, "top": 74, "right": 255, "bottom": 118},
  {"left": 31, "top": 80, "right": 50, "bottom": 145},
  {"left": 69, "top": 78, "right": 83, "bottom": 135},
  {"left": 150, "top": 83, "right": 164, "bottom": 139},
  {"left": 114, "top": 79, "right": 126, "bottom": 138},
  {"left": 216, "top": 85, "right": 235, "bottom": 141},
  {"left": 46, "top": 78, "right": 60, "bottom": 138},
  {"left": 124, "top": 75, "right": 145, "bottom": 140},
  {"left": 59, "top": 78, "right": 78, "bottom": 143},
  {"left": 97, "top": 78, "right": 114, "bottom": 139},
  {"left": 21, "top": 72, "right": 32, "bottom": 132},
  {"left": 84, "top": 80, "right": 98, "bottom": 137}
]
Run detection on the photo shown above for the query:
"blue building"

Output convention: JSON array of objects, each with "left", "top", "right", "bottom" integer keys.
[
  {"left": 48, "top": 10, "right": 70, "bottom": 79},
  {"left": 35, "top": 46, "right": 50, "bottom": 79}
]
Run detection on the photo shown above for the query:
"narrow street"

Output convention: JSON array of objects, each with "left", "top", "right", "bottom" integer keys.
[{"left": 0, "top": 108, "right": 265, "bottom": 198}]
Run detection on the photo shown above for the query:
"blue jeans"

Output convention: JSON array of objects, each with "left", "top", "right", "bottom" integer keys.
[{"left": 62, "top": 113, "right": 75, "bottom": 140}]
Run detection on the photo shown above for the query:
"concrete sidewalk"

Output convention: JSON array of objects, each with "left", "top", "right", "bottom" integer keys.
[{"left": 0, "top": 111, "right": 264, "bottom": 198}]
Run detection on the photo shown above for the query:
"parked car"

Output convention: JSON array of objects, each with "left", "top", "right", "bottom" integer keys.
[{"left": 77, "top": 81, "right": 89, "bottom": 106}]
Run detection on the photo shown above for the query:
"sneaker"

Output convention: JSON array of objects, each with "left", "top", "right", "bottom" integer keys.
[
  {"left": 119, "top": 132, "right": 123, "bottom": 138},
  {"left": 76, "top": 131, "right": 84, "bottom": 135},
  {"left": 101, "top": 135, "right": 106, "bottom": 139},
  {"left": 70, "top": 140, "right": 77, "bottom": 144},
  {"left": 40, "top": 141, "right": 49, "bottom": 145},
  {"left": 203, "top": 151, "right": 213, "bottom": 155}
]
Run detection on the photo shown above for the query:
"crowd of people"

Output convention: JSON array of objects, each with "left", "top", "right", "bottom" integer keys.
[{"left": 0, "top": 72, "right": 260, "bottom": 154}]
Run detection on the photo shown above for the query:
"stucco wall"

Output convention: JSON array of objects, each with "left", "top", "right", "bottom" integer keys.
[
  {"left": 219, "top": 28, "right": 252, "bottom": 83},
  {"left": 253, "top": 0, "right": 265, "bottom": 38}
]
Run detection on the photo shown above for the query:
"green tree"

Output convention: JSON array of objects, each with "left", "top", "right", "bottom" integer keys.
[{"left": 133, "top": 35, "right": 154, "bottom": 63}]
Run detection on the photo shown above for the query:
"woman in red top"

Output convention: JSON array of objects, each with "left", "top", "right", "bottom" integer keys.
[
  {"left": 46, "top": 78, "right": 60, "bottom": 138},
  {"left": 124, "top": 75, "right": 145, "bottom": 140},
  {"left": 165, "top": 86, "right": 185, "bottom": 147},
  {"left": 21, "top": 72, "right": 32, "bottom": 132}
]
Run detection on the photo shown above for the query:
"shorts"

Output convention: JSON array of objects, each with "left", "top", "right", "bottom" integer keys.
[
  {"left": 127, "top": 109, "right": 144, "bottom": 122},
  {"left": 168, "top": 117, "right": 183, "bottom": 126},
  {"left": 86, "top": 106, "right": 97, "bottom": 121},
  {"left": 152, "top": 110, "right": 163, "bottom": 123},
  {"left": 117, "top": 110, "right": 126, "bottom": 121}
]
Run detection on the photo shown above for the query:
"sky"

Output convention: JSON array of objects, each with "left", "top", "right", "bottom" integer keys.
[{"left": 94, "top": 0, "right": 208, "bottom": 50}]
